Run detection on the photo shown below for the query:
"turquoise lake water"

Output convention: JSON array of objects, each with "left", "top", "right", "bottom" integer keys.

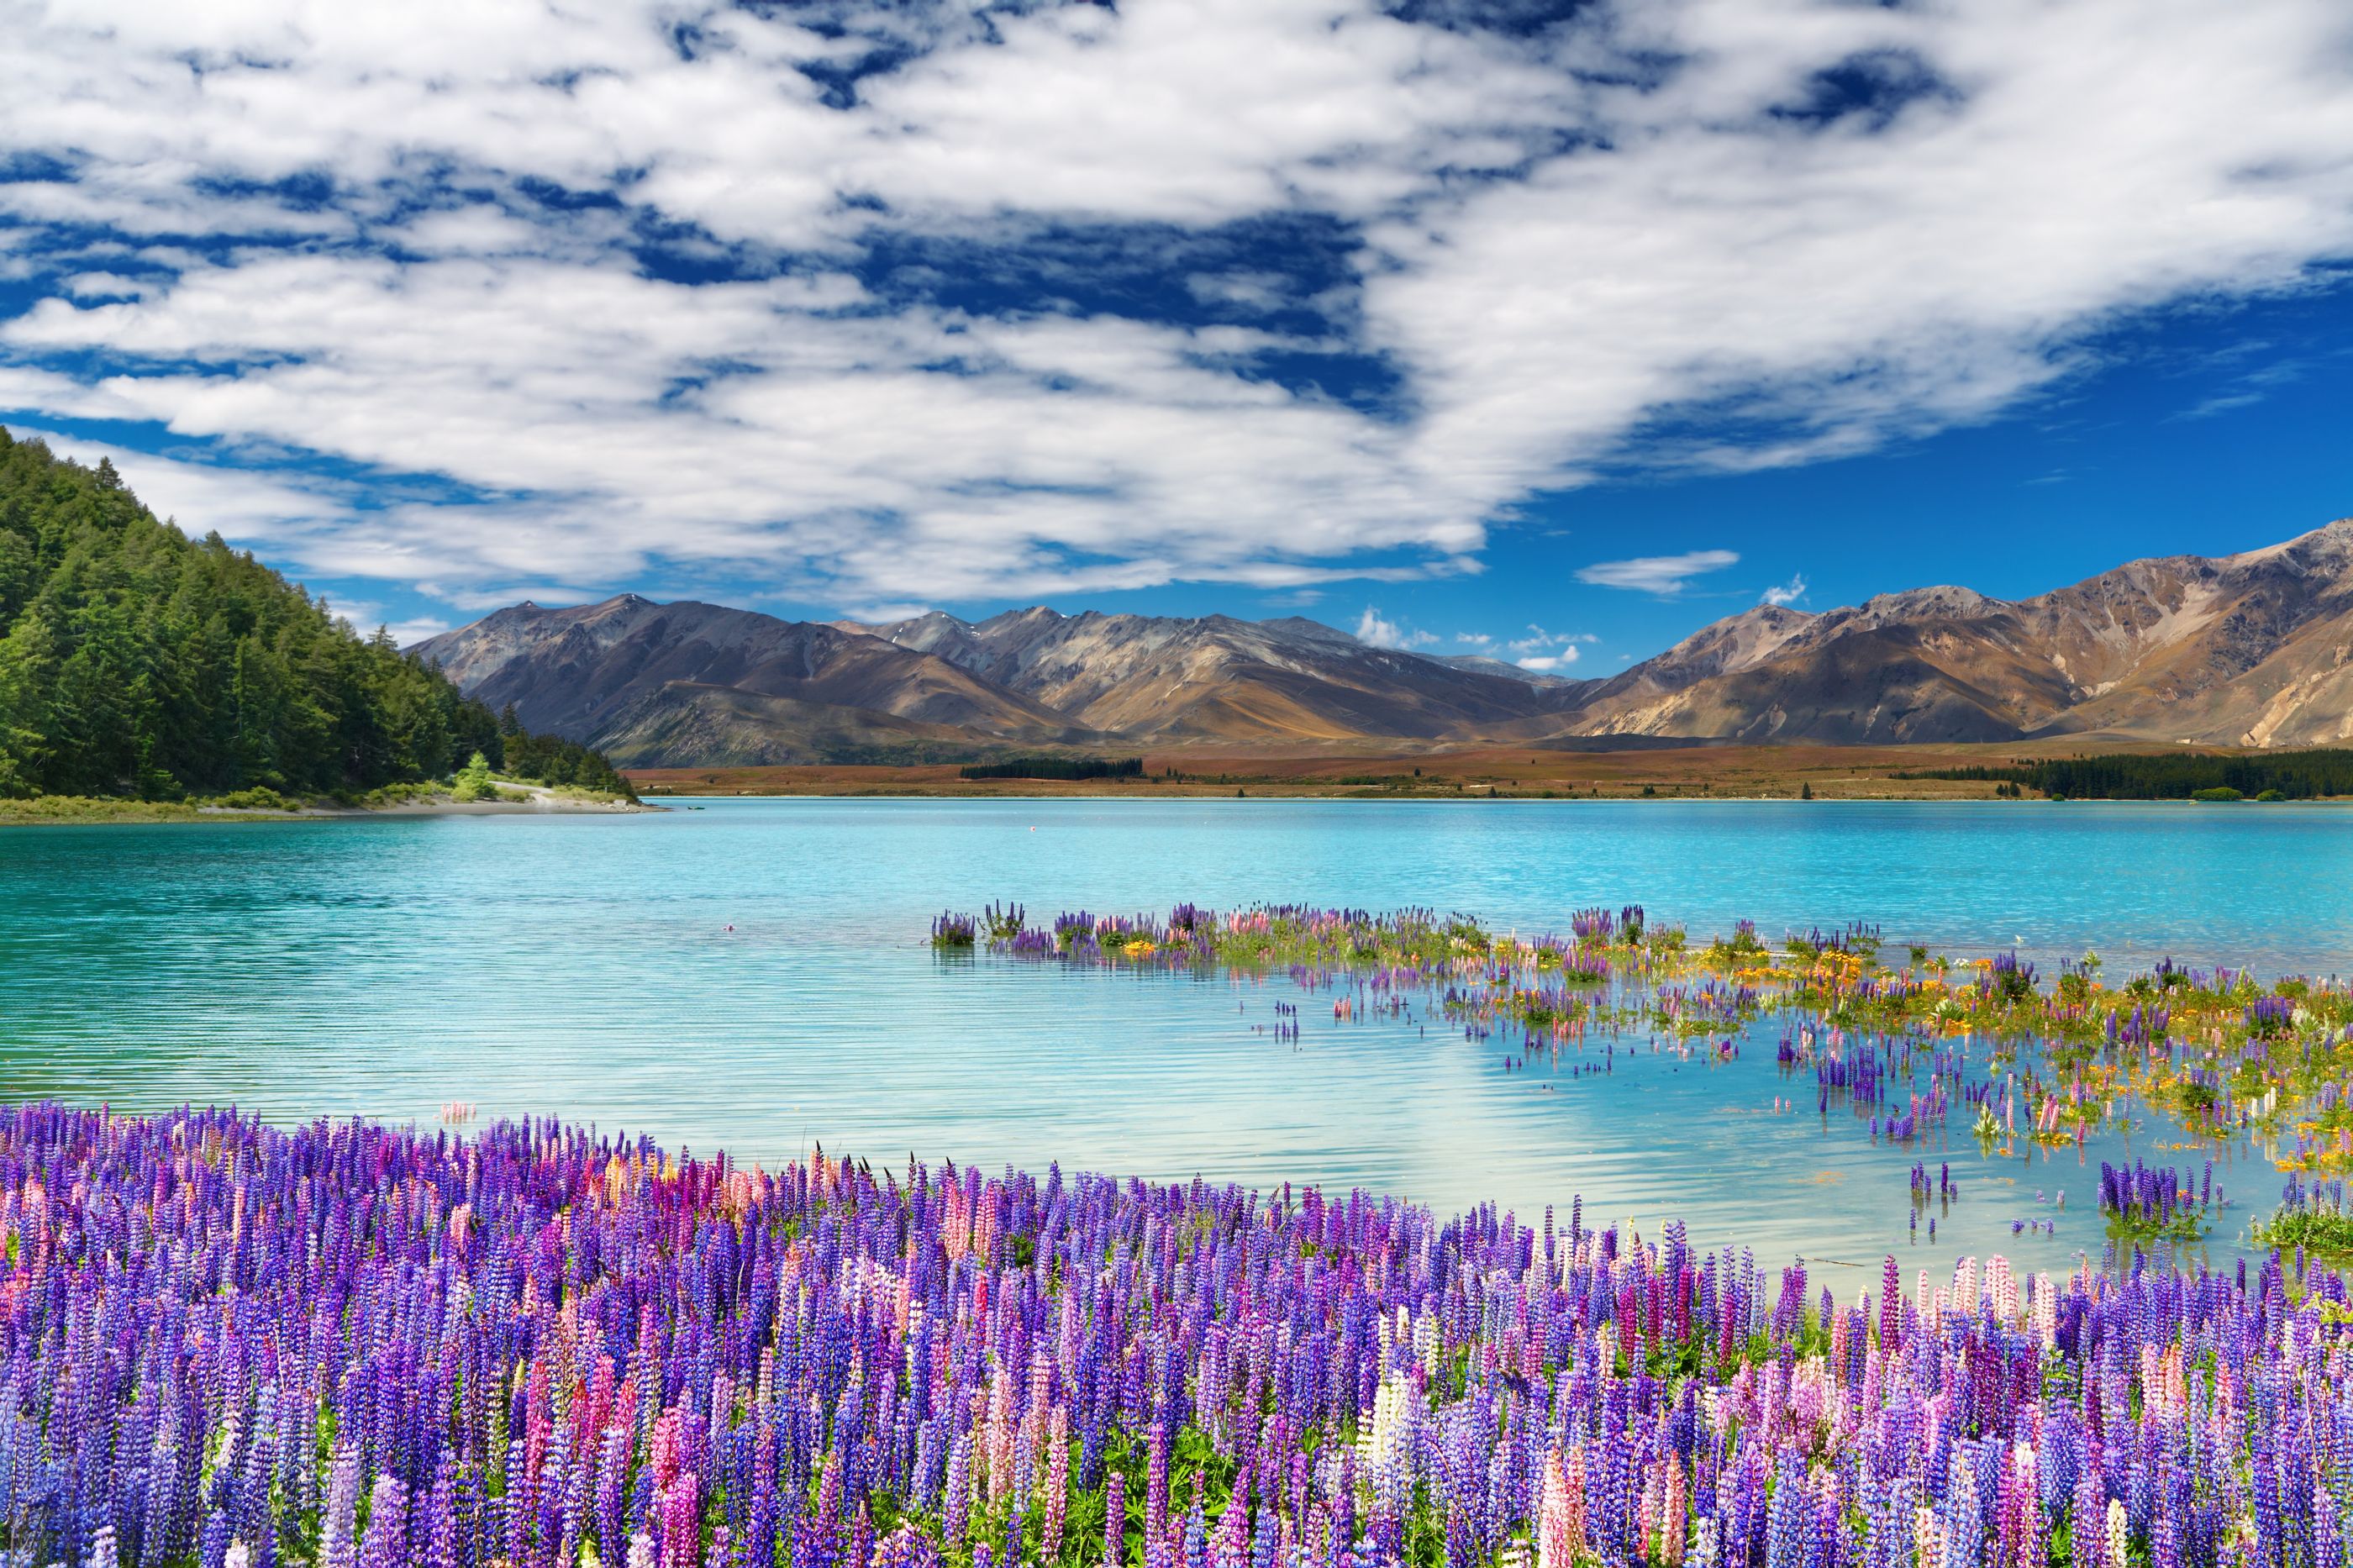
[{"left": 3, "top": 797, "right": 2349, "bottom": 1280}]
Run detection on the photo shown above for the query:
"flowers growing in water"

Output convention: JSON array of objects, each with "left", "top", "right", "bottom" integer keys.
[
  {"left": 2097, "top": 1160, "right": 2223, "bottom": 1243},
  {"left": 934, "top": 900, "right": 2353, "bottom": 1178},
  {"left": 2256, "top": 1172, "right": 2353, "bottom": 1260}
]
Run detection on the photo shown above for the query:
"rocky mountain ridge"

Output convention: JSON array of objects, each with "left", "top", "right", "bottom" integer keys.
[
  {"left": 411, "top": 517, "right": 2353, "bottom": 763},
  {"left": 1560, "top": 518, "right": 2353, "bottom": 745}
]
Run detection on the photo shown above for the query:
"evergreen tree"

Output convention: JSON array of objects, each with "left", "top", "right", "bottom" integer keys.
[
  {"left": 452, "top": 749, "right": 495, "bottom": 802},
  {"left": 0, "top": 426, "right": 634, "bottom": 801}
]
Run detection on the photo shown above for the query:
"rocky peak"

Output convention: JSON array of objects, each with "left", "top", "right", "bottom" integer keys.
[{"left": 1255, "top": 616, "right": 1359, "bottom": 646}]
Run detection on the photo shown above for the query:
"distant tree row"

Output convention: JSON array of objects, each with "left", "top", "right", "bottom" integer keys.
[
  {"left": 1900, "top": 750, "right": 2353, "bottom": 800},
  {"left": 959, "top": 756, "right": 1145, "bottom": 781},
  {"left": 0, "top": 428, "right": 631, "bottom": 800},
  {"left": 494, "top": 705, "right": 634, "bottom": 792}
]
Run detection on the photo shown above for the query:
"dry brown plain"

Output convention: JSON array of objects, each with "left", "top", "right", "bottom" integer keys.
[{"left": 625, "top": 739, "right": 2238, "bottom": 802}]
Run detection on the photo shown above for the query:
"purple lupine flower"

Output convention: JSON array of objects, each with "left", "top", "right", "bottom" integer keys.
[
  {"left": 0, "top": 1099, "right": 2338, "bottom": 1568},
  {"left": 360, "top": 1475, "right": 408, "bottom": 1568}
]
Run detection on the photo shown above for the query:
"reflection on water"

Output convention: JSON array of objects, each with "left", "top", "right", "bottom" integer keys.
[{"left": 3, "top": 797, "right": 2344, "bottom": 1278}]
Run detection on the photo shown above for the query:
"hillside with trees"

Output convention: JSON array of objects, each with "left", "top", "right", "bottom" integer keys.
[{"left": 0, "top": 428, "right": 630, "bottom": 802}]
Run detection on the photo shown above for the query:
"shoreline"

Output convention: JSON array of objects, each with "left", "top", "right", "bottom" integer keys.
[
  {"left": 638, "top": 786, "right": 2340, "bottom": 804},
  {"left": 0, "top": 783, "right": 655, "bottom": 827},
  {"left": 11, "top": 784, "right": 2329, "bottom": 820}
]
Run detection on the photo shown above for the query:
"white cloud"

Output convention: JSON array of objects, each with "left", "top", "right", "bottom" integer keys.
[
  {"left": 1188, "top": 273, "right": 1292, "bottom": 311},
  {"left": 1499, "top": 623, "right": 1595, "bottom": 666},
  {"left": 316, "top": 594, "right": 385, "bottom": 629},
  {"left": 840, "top": 602, "right": 935, "bottom": 626},
  {"left": 0, "top": 0, "right": 2347, "bottom": 621},
  {"left": 1576, "top": 550, "right": 1741, "bottom": 595},
  {"left": 1506, "top": 623, "right": 1598, "bottom": 655},
  {"left": 317, "top": 595, "right": 451, "bottom": 646},
  {"left": 1353, "top": 605, "right": 1435, "bottom": 648},
  {"left": 1760, "top": 573, "right": 1809, "bottom": 608},
  {"left": 61, "top": 273, "right": 147, "bottom": 301},
  {"left": 2170, "top": 357, "right": 2317, "bottom": 422}
]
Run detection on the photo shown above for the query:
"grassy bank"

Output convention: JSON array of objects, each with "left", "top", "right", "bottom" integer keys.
[
  {"left": 0, "top": 796, "right": 234, "bottom": 825},
  {"left": 0, "top": 776, "right": 645, "bottom": 825}
]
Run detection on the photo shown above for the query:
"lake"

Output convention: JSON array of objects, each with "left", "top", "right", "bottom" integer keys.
[{"left": 4, "top": 797, "right": 2346, "bottom": 1280}]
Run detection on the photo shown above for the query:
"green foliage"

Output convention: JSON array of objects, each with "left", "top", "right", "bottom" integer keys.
[
  {"left": 959, "top": 755, "right": 1145, "bottom": 781},
  {"left": 0, "top": 795, "right": 212, "bottom": 824},
  {"left": 2104, "top": 1206, "right": 2209, "bottom": 1247},
  {"left": 211, "top": 787, "right": 298, "bottom": 812},
  {"left": 451, "top": 750, "right": 495, "bottom": 802},
  {"left": 2256, "top": 1203, "right": 2353, "bottom": 1260},
  {"left": 361, "top": 781, "right": 446, "bottom": 808},
  {"left": 492, "top": 703, "right": 636, "bottom": 797},
  {"left": 1988, "top": 959, "right": 2038, "bottom": 1003},
  {"left": 0, "top": 429, "right": 631, "bottom": 802},
  {"left": 1705, "top": 922, "right": 1766, "bottom": 965},
  {"left": 1899, "top": 750, "right": 2353, "bottom": 800}
]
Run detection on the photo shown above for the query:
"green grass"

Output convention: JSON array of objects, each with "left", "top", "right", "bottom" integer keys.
[
  {"left": 359, "top": 781, "right": 450, "bottom": 808},
  {"left": 210, "top": 787, "right": 301, "bottom": 811},
  {"left": 2, "top": 776, "right": 640, "bottom": 824},
  {"left": 0, "top": 796, "right": 210, "bottom": 824},
  {"left": 0, "top": 794, "right": 316, "bottom": 824},
  {"left": 2255, "top": 1205, "right": 2353, "bottom": 1259},
  {"left": 533, "top": 781, "right": 639, "bottom": 804},
  {"left": 2103, "top": 1208, "right": 2210, "bottom": 1247}
]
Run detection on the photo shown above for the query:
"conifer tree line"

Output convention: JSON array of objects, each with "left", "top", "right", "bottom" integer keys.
[
  {"left": 0, "top": 428, "right": 632, "bottom": 799},
  {"left": 1903, "top": 750, "right": 2353, "bottom": 800}
]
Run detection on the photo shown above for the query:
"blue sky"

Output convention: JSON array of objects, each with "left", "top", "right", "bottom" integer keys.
[{"left": 2, "top": 0, "right": 2350, "bottom": 672}]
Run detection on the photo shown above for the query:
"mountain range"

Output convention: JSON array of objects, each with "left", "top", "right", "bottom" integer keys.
[{"left": 410, "top": 517, "right": 2353, "bottom": 766}]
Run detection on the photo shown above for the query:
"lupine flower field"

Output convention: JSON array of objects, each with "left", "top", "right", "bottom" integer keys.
[{"left": 6, "top": 1101, "right": 2353, "bottom": 1568}]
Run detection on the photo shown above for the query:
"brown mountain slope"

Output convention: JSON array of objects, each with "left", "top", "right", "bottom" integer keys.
[
  {"left": 845, "top": 608, "right": 1593, "bottom": 742},
  {"left": 410, "top": 595, "right": 1087, "bottom": 747},
  {"left": 584, "top": 685, "right": 1010, "bottom": 767},
  {"left": 2027, "top": 523, "right": 2353, "bottom": 743},
  {"left": 1577, "top": 622, "right": 2079, "bottom": 743},
  {"left": 1560, "top": 603, "right": 1817, "bottom": 720},
  {"left": 415, "top": 597, "right": 1592, "bottom": 762},
  {"left": 412, "top": 515, "right": 2353, "bottom": 763},
  {"left": 1564, "top": 518, "right": 2353, "bottom": 745}
]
